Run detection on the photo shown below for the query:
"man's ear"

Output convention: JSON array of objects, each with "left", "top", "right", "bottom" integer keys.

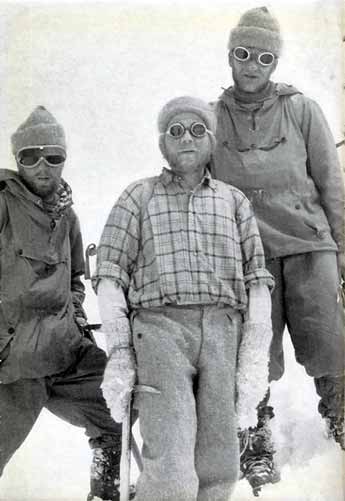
[
  {"left": 158, "top": 134, "right": 167, "bottom": 159},
  {"left": 228, "top": 51, "right": 233, "bottom": 68}
]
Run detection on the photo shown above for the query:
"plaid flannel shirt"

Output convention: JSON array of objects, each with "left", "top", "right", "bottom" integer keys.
[{"left": 93, "top": 168, "right": 274, "bottom": 310}]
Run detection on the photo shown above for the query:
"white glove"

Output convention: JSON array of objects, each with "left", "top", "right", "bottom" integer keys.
[
  {"left": 236, "top": 321, "right": 272, "bottom": 430},
  {"left": 97, "top": 279, "right": 136, "bottom": 423}
]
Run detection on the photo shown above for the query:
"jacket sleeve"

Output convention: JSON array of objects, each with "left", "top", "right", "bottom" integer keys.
[
  {"left": 294, "top": 95, "right": 345, "bottom": 253},
  {"left": 68, "top": 208, "right": 87, "bottom": 319}
]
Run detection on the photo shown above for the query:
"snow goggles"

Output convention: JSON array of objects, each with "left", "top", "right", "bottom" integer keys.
[
  {"left": 233, "top": 46, "right": 275, "bottom": 67},
  {"left": 16, "top": 145, "right": 66, "bottom": 168},
  {"left": 166, "top": 122, "right": 210, "bottom": 139}
]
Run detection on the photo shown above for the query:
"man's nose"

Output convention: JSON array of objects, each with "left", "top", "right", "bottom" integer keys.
[
  {"left": 36, "top": 158, "right": 51, "bottom": 171},
  {"left": 181, "top": 129, "right": 193, "bottom": 142},
  {"left": 246, "top": 57, "right": 260, "bottom": 71}
]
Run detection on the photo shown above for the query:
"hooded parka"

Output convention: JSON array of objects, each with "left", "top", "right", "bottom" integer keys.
[
  {"left": 0, "top": 169, "right": 85, "bottom": 383},
  {"left": 213, "top": 83, "right": 344, "bottom": 260}
]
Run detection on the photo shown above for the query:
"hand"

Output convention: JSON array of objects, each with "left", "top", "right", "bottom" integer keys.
[
  {"left": 101, "top": 347, "right": 136, "bottom": 423},
  {"left": 236, "top": 321, "right": 272, "bottom": 430}
]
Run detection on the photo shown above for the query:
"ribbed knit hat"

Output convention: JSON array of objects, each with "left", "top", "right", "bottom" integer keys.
[
  {"left": 228, "top": 6, "right": 282, "bottom": 56},
  {"left": 157, "top": 96, "right": 217, "bottom": 159},
  {"left": 11, "top": 106, "right": 66, "bottom": 154}
]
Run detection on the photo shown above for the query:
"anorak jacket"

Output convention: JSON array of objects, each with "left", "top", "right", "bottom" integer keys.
[
  {"left": 212, "top": 83, "right": 344, "bottom": 259},
  {"left": 0, "top": 169, "right": 85, "bottom": 383}
]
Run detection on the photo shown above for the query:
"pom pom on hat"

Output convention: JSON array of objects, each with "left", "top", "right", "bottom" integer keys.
[
  {"left": 157, "top": 96, "right": 217, "bottom": 135},
  {"left": 11, "top": 106, "right": 66, "bottom": 155},
  {"left": 228, "top": 6, "right": 282, "bottom": 56}
]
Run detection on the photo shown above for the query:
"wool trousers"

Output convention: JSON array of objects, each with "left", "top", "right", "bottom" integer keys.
[
  {"left": 132, "top": 304, "right": 241, "bottom": 501},
  {"left": 0, "top": 338, "right": 121, "bottom": 477},
  {"left": 267, "top": 251, "right": 344, "bottom": 381},
  {"left": 267, "top": 251, "right": 344, "bottom": 418}
]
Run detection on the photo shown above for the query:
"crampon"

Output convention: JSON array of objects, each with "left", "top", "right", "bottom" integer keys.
[
  {"left": 238, "top": 405, "right": 280, "bottom": 497},
  {"left": 325, "top": 416, "right": 345, "bottom": 451}
]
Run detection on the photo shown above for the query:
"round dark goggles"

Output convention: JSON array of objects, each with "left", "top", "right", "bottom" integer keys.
[
  {"left": 233, "top": 46, "right": 275, "bottom": 67},
  {"left": 16, "top": 145, "right": 66, "bottom": 168},
  {"left": 166, "top": 122, "right": 210, "bottom": 139}
]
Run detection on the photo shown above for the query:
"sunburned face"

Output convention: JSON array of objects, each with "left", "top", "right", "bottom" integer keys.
[
  {"left": 229, "top": 46, "right": 278, "bottom": 94},
  {"left": 163, "top": 112, "right": 212, "bottom": 177}
]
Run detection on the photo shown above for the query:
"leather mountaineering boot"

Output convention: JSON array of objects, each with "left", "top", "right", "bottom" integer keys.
[
  {"left": 87, "top": 446, "right": 121, "bottom": 501},
  {"left": 325, "top": 416, "right": 345, "bottom": 451},
  {"left": 87, "top": 445, "right": 135, "bottom": 501},
  {"left": 238, "top": 404, "right": 280, "bottom": 497},
  {"left": 315, "top": 374, "right": 345, "bottom": 451}
]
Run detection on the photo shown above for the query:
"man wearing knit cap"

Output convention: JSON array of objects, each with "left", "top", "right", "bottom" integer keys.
[
  {"left": 213, "top": 5, "right": 345, "bottom": 494},
  {"left": 93, "top": 95, "right": 275, "bottom": 500},
  {"left": 0, "top": 106, "right": 125, "bottom": 501}
]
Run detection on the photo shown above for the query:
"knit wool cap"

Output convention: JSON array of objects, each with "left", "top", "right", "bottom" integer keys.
[
  {"left": 11, "top": 106, "right": 66, "bottom": 155},
  {"left": 228, "top": 6, "right": 282, "bottom": 56},
  {"left": 158, "top": 96, "right": 217, "bottom": 135}
]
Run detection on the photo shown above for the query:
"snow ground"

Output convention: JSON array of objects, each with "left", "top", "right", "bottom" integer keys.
[{"left": 1, "top": 331, "right": 343, "bottom": 501}]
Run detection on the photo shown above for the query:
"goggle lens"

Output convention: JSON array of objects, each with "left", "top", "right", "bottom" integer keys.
[
  {"left": 191, "top": 123, "right": 207, "bottom": 137},
  {"left": 169, "top": 123, "right": 185, "bottom": 138},
  {"left": 233, "top": 47, "right": 250, "bottom": 61},
  {"left": 233, "top": 46, "right": 275, "bottom": 66},
  {"left": 167, "top": 122, "right": 208, "bottom": 139},
  {"left": 17, "top": 147, "right": 66, "bottom": 168},
  {"left": 258, "top": 52, "right": 275, "bottom": 66}
]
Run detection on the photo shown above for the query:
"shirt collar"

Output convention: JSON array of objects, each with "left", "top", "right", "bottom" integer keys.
[{"left": 159, "top": 166, "right": 217, "bottom": 191}]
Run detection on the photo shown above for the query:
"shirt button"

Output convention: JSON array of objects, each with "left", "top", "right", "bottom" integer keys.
[
  {"left": 194, "top": 250, "right": 198, "bottom": 256},
  {"left": 295, "top": 204, "right": 301, "bottom": 210},
  {"left": 8, "top": 327, "right": 15, "bottom": 334}
]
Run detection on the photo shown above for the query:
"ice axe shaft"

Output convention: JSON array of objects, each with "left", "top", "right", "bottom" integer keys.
[{"left": 120, "top": 384, "right": 160, "bottom": 501}]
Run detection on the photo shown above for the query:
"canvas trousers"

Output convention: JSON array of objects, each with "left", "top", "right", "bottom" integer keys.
[
  {"left": 132, "top": 304, "right": 241, "bottom": 501},
  {"left": 0, "top": 338, "right": 122, "bottom": 477}
]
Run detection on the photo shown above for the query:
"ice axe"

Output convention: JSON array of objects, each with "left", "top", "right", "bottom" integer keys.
[
  {"left": 84, "top": 243, "right": 97, "bottom": 280},
  {"left": 120, "top": 384, "right": 160, "bottom": 501}
]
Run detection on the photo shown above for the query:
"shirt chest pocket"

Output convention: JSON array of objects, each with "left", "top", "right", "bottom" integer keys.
[{"left": 193, "top": 197, "right": 238, "bottom": 267}]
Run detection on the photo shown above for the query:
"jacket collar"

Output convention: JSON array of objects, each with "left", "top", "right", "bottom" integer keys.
[
  {"left": 219, "top": 82, "right": 301, "bottom": 109},
  {"left": 0, "top": 168, "right": 73, "bottom": 215}
]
